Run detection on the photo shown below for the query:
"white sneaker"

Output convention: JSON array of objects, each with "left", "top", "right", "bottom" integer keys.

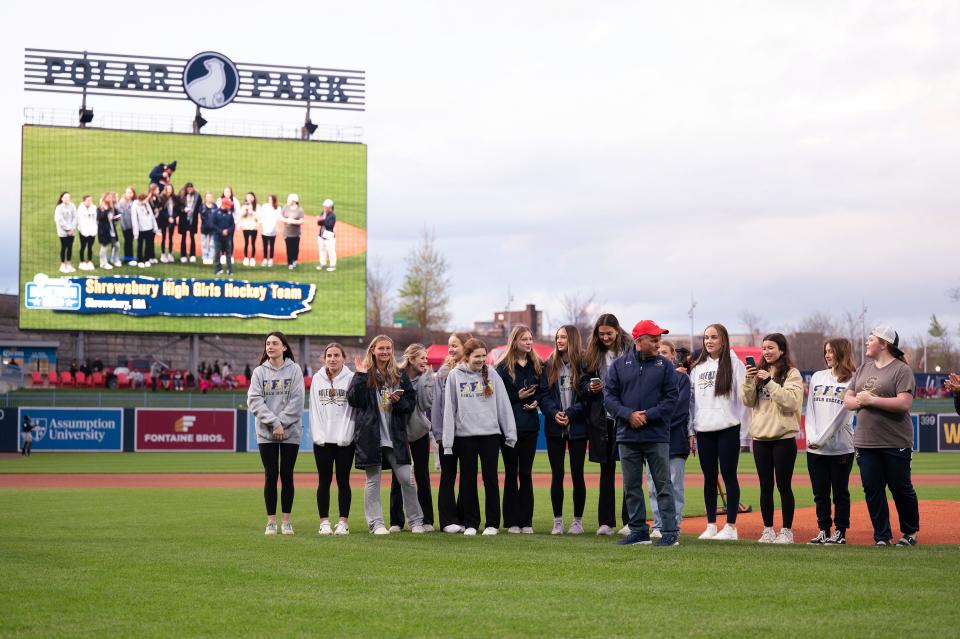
[
  {"left": 180, "top": 256, "right": 187, "bottom": 263},
  {"left": 203, "top": 258, "right": 212, "bottom": 265},
  {"left": 220, "top": 255, "right": 226, "bottom": 265},
  {"left": 596, "top": 525, "right": 614, "bottom": 536},
  {"left": 373, "top": 526, "right": 390, "bottom": 535},
  {"left": 463, "top": 527, "right": 477, "bottom": 536},
  {"left": 507, "top": 526, "right": 522, "bottom": 534},
  {"left": 149, "top": 258, "right": 157, "bottom": 264},
  {"left": 281, "top": 522, "right": 295, "bottom": 536},
  {"left": 650, "top": 528, "right": 663, "bottom": 540},
  {"left": 264, "top": 522, "right": 277, "bottom": 536},
  {"left": 698, "top": 523, "right": 718, "bottom": 540},
  {"left": 318, "top": 521, "right": 333, "bottom": 536},
  {"left": 127, "top": 260, "right": 138, "bottom": 267},
  {"left": 326, "top": 267, "right": 336, "bottom": 272},
  {"left": 422, "top": 524, "right": 435, "bottom": 533},
  {"left": 138, "top": 262, "right": 146, "bottom": 268},
  {"left": 481, "top": 527, "right": 498, "bottom": 536},
  {"left": 442, "top": 524, "right": 464, "bottom": 534},
  {"left": 410, "top": 525, "right": 426, "bottom": 534},
  {"left": 758, "top": 527, "right": 777, "bottom": 544},
  {"left": 316, "top": 264, "right": 325, "bottom": 270},
  {"left": 551, "top": 519, "right": 564, "bottom": 536},
  {"left": 773, "top": 528, "right": 794, "bottom": 545},
  {"left": 261, "top": 258, "right": 268, "bottom": 266},
  {"left": 100, "top": 263, "right": 113, "bottom": 270},
  {"left": 268, "top": 259, "right": 273, "bottom": 267},
  {"left": 189, "top": 256, "right": 196, "bottom": 263},
  {"left": 388, "top": 525, "right": 402, "bottom": 533},
  {"left": 111, "top": 260, "right": 122, "bottom": 267},
  {"left": 59, "top": 264, "right": 69, "bottom": 273},
  {"left": 712, "top": 524, "right": 738, "bottom": 541},
  {"left": 618, "top": 525, "right": 631, "bottom": 536},
  {"left": 521, "top": 527, "right": 534, "bottom": 534},
  {"left": 567, "top": 519, "right": 584, "bottom": 535},
  {"left": 334, "top": 521, "right": 349, "bottom": 535}
]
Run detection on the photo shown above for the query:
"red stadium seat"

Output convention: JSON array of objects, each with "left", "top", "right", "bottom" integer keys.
[
  {"left": 91, "top": 371, "right": 105, "bottom": 387},
  {"left": 47, "top": 371, "right": 58, "bottom": 386},
  {"left": 31, "top": 371, "right": 43, "bottom": 386},
  {"left": 116, "top": 372, "right": 130, "bottom": 388},
  {"left": 304, "top": 375, "right": 312, "bottom": 389},
  {"left": 60, "top": 371, "right": 74, "bottom": 387},
  {"left": 235, "top": 374, "right": 249, "bottom": 388},
  {"left": 144, "top": 373, "right": 152, "bottom": 387},
  {"left": 75, "top": 371, "right": 87, "bottom": 386}
]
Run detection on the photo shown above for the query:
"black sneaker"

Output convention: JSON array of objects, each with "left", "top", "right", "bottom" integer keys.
[
  {"left": 808, "top": 530, "right": 829, "bottom": 545},
  {"left": 895, "top": 534, "right": 918, "bottom": 547},
  {"left": 656, "top": 532, "right": 680, "bottom": 547},
  {"left": 824, "top": 529, "right": 846, "bottom": 545},
  {"left": 617, "top": 531, "right": 652, "bottom": 546}
]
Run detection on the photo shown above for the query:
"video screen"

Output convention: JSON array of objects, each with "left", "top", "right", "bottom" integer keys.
[{"left": 19, "top": 125, "right": 366, "bottom": 336}]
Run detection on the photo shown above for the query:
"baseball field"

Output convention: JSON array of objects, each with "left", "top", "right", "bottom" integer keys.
[{"left": 1, "top": 451, "right": 957, "bottom": 638}]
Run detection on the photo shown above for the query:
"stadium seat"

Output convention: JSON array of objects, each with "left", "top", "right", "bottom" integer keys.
[
  {"left": 91, "top": 371, "right": 105, "bottom": 387},
  {"left": 60, "top": 371, "right": 74, "bottom": 387},
  {"left": 47, "top": 371, "right": 58, "bottom": 386},
  {"left": 144, "top": 373, "right": 152, "bottom": 388},
  {"left": 235, "top": 374, "right": 248, "bottom": 388},
  {"left": 304, "top": 375, "right": 312, "bottom": 389},
  {"left": 75, "top": 371, "right": 87, "bottom": 386},
  {"left": 31, "top": 371, "right": 43, "bottom": 386},
  {"left": 116, "top": 372, "right": 130, "bottom": 388}
]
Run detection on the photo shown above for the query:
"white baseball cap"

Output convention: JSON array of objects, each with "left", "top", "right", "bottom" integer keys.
[
  {"left": 870, "top": 325, "right": 900, "bottom": 349},
  {"left": 322, "top": 198, "right": 334, "bottom": 208},
  {"left": 287, "top": 193, "right": 299, "bottom": 204}
]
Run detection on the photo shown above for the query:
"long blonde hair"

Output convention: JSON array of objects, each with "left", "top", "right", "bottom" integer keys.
[
  {"left": 399, "top": 343, "right": 427, "bottom": 377},
  {"left": 547, "top": 324, "right": 584, "bottom": 393},
  {"left": 363, "top": 334, "right": 400, "bottom": 389},
  {"left": 495, "top": 324, "right": 542, "bottom": 382}
]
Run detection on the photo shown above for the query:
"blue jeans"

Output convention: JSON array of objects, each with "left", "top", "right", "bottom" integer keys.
[
  {"left": 648, "top": 456, "right": 685, "bottom": 531},
  {"left": 619, "top": 441, "right": 677, "bottom": 534},
  {"left": 214, "top": 235, "right": 233, "bottom": 273},
  {"left": 202, "top": 233, "right": 215, "bottom": 262}
]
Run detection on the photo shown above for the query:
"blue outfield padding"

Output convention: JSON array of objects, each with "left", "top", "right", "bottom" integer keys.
[
  {"left": 246, "top": 410, "right": 312, "bottom": 452},
  {"left": 17, "top": 407, "right": 124, "bottom": 452}
]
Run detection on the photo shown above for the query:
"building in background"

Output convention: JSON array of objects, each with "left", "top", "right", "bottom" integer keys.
[{"left": 473, "top": 304, "right": 543, "bottom": 340}]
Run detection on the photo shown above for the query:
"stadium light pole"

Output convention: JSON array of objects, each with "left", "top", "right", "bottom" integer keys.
[{"left": 688, "top": 293, "right": 697, "bottom": 353}]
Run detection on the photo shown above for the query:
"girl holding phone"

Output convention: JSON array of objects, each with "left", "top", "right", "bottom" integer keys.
[
  {"left": 443, "top": 338, "right": 517, "bottom": 535},
  {"left": 495, "top": 324, "right": 543, "bottom": 534},
  {"left": 247, "top": 332, "right": 306, "bottom": 536},
  {"left": 583, "top": 313, "right": 632, "bottom": 535},
  {"left": 743, "top": 333, "right": 803, "bottom": 544},
  {"left": 347, "top": 335, "right": 424, "bottom": 535},
  {"left": 540, "top": 325, "right": 589, "bottom": 535},
  {"left": 431, "top": 332, "right": 472, "bottom": 533}
]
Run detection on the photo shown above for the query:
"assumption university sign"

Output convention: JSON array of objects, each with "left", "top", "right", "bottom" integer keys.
[{"left": 24, "top": 48, "right": 365, "bottom": 111}]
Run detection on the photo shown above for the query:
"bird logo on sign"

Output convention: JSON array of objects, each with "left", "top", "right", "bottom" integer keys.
[{"left": 183, "top": 52, "right": 239, "bottom": 109}]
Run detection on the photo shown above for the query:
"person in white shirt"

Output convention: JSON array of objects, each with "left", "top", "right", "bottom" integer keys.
[
  {"left": 309, "top": 342, "right": 356, "bottom": 536},
  {"left": 688, "top": 323, "right": 749, "bottom": 541},
  {"left": 131, "top": 191, "right": 157, "bottom": 268},
  {"left": 316, "top": 198, "right": 337, "bottom": 272},
  {"left": 804, "top": 338, "right": 857, "bottom": 545},
  {"left": 76, "top": 194, "right": 99, "bottom": 271},
  {"left": 54, "top": 192, "right": 77, "bottom": 273}
]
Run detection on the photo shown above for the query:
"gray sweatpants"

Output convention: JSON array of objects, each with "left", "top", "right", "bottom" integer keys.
[{"left": 365, "top": 447, "right": 424, "bottom": 531}]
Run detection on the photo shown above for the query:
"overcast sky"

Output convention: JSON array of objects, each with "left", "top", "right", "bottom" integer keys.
[{"left": 2, "top": 1, "right": 958, "bottom": 345}]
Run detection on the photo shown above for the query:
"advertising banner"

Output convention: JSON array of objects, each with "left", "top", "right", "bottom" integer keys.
[
  {"left": 135, "top": 408, "right": 235, "bottom": 451},
  {"left": 246, "top": 410, "right": 312, "bottom": 452},
  {"left": 18, "top": 407, "right": 123, "bottom": 451},
  {"left": 938, "top": 414, "right": 960, "bottom": 452}
]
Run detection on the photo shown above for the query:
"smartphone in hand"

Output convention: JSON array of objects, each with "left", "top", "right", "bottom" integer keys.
[{"left": 745, "top": 356, "right": 756, "bottom": 368}]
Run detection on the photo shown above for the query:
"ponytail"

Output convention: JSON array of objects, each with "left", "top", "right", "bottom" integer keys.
[{"left": 482, "top": 364, "right": 493, "bottom": 397}]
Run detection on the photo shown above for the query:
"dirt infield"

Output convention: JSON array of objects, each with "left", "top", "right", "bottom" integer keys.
[{"left": 2, "top": 471, "right": 955, "bottom": 545}]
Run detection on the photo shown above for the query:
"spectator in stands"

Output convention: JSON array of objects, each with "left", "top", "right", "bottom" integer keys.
[
  {"left": 69, "top": 360, "right": 78, "bottom": 376},
  {"left": 248, "top": 331, "right": 305, "bottom": 536},
  {"left": 211, "top": 371, "right": 222, "bottom": 388},
  {"left": 80, "top": 360, "right": 91, "bottom": 377},
  {"left": 92, "top": 358, "right": 103, "bottom": 373},
  {"left": 172, "top": 370, "right": 184, "bottom": 391},
  {"left": 54, "top": 192, "right": 77, "bottom": 274},
  {"left": 199, "top": 376, "right": 210, "bottom": 394},
  {"left": 744, "top": 333, "right": 803, "bottom": 544},
  {"left": 945, "top": 373, "right": 960, "bottom": 414},
  {"left": 150, "top": 362, "right": 161, "bottom": 392},
  {"left": 244, "top": 363, "right": 252, "bottom": 379},
  {"left": 131, "top": 370, "right": 144, "bottom": 389},
  {"left": 158, "top": 368, "right": 170, "bottom": 390},
  {"left": 214, "top": 360, "right": 221, "bottom": 376}
]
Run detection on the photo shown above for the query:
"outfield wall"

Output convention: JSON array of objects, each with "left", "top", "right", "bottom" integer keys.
[{"left": 2, "top": 407, "right": 958, "bottom": 453}]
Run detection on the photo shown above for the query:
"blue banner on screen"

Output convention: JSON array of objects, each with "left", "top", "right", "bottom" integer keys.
[
  {"left": 18, "top": 407, "right": 123, "bottom": 451},
  {"left": 247, "top": 410, "right": 313, "bottom": 452},
  {"left": 47, "top": 276, "right": 315, "bottom": 319}
]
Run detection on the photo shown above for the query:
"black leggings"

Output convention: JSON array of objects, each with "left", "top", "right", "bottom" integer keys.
[
  {"left": 79, "top": 235, "right": 95, "bottom": 261},
  {"left": 59, "top": 236, "right": 74, "bottom": 261},
  {"left": 313, "top": 443, "right": 354, "bottom": 519},
  {"left": 262, "top": 235, "right": 276, "bottom": 259},
  {"left": 259, "top": 442, "right": 299, "bottom": 516},
  {"left": 285, "top": 237, "right": 300, "bottom": 264},
  {"left": 697, "top": 425, "right": 742, "bottom": 524},
  {"left": 243, "top": 230, "right": 258, "bottom": 258},
  {"left": 596, "top": 418, "right": 618, "bottom": 527},
  {"left": 438, "top": 444, "right": 462, "bottom": 528},
  {"left": 807, "top": 452, "right": 853, "bottom": 532},
  {"left": 180, "top": 231, "right": 195, "bottom": 257},
  {"left": 457, "top": 434, "right": 501, "bottom": 530},
  {"left": 160, "top": 224, "right": 175, "bottom": 253},
  {"left": 137, "top": 231, "right": 155, "bottom": 262},
  {"left": 753, "top": 438, "right": 797, "bottom": 528},
  {"left": 390, "top": 434, "right": 434, "bottom": 527},
  {"left": 503, "top": 430, "right": 538, "bottom": 528},
  {"left": 546, "top": 436, "right": 587, "bottom": 518}
]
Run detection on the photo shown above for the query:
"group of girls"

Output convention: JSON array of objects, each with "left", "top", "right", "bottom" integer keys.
[
  {"left": 52, "top": 187, "right": 332, "bottom": 273},
  {"left": 246, "top": 319, "right": 921, "bottom": 547}
]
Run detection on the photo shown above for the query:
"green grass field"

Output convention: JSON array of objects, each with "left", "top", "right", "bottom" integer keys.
[{"left": 19, "top": 125, "right": 366, "bottom": 336}]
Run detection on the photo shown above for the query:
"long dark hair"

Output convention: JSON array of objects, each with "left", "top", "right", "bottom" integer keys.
[
  {"left": 547, "top": 324, "right": 584, "bottom": 395},
  {"left": 692, "top": 323, "right": 734, "bottom": 397},
  {"left": 824, "top": 337, "right": 856, "bottom": 383},
  {"left": 585, "top": 313, "right": 631, "bottom": 374},
  {"left": 761, "top": 333, "right": 793, "bottom": 385},
  {"left": 57, "top": 192, "right": 69, "bottom": 205},
  {"left": 259, "top": 331, "right": 295, "bottom": 365}
]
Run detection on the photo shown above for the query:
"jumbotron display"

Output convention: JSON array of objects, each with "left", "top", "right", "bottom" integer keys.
[{"left": 19, "top": 125, "right": 366, "bottom": 336}]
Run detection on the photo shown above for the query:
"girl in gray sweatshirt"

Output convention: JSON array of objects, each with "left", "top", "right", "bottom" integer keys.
[
  {"left": 247, "top": 332, "right": 305, "bottom": 536},
  {"left": 443, "top": 338, "right": 517, "bottom": 535}
]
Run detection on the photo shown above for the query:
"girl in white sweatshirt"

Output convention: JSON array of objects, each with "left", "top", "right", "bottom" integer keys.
[
  {"left": 54, "top": 192, "right": 77, "bottom": 273},
  {"left": 76, "top": 194, "right": 99, "bottom": 271},
  {"left": 688, "top": 323, "right": 748, "bottom": 541},
  {"left": 309, "top": 342, "right": 356, "bottom": 536},
  {"left": 443, "top": 338, "right": 517, "bottom": 536},
  {"left": 804, "top": 338, "right": 856, "bottom": 545}
]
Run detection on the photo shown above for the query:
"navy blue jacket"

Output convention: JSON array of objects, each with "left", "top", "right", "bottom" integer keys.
[
  {"left": 199, "top": 204, "right": 218, "bottom": 234},
  {"left": 347, "top": 371, "right": 416, "bottom": 469},
  {"left": 211, "top": 209, "right": 235, "bottom": 237},
  {"left": 603, "top": 350, "right": 679, "bottom": 444},
  {"left": 669, "top": 373, "right": 692, "bottom": 457},
  {"left": 538, "top": 360, "right": 587, "bottom": 440},
  {"left": 496, "top": 360, "right": 542, "bottom": 435},
  {"left": 318, "top": 211, "right": 336, "bottom": 234}
]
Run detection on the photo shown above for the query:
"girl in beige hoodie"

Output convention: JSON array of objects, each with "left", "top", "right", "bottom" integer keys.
[{"left": 743, "top": 332, "right": 803, "bottom": 545}]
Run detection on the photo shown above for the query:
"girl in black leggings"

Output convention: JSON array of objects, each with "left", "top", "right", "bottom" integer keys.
[
  {"left": 247, "top": 331, "right": 306, "bottom": 536},
  {"left": 539, "top": 324, "right": 589, "bottom": 536},
  {"left": 743, "top": 333, "right": 803, "bottom": 544}
]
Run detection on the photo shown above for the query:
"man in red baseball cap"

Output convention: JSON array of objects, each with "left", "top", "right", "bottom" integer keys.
[{"left": 605, "top": 319, "right": 680, "bottom": 546}]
